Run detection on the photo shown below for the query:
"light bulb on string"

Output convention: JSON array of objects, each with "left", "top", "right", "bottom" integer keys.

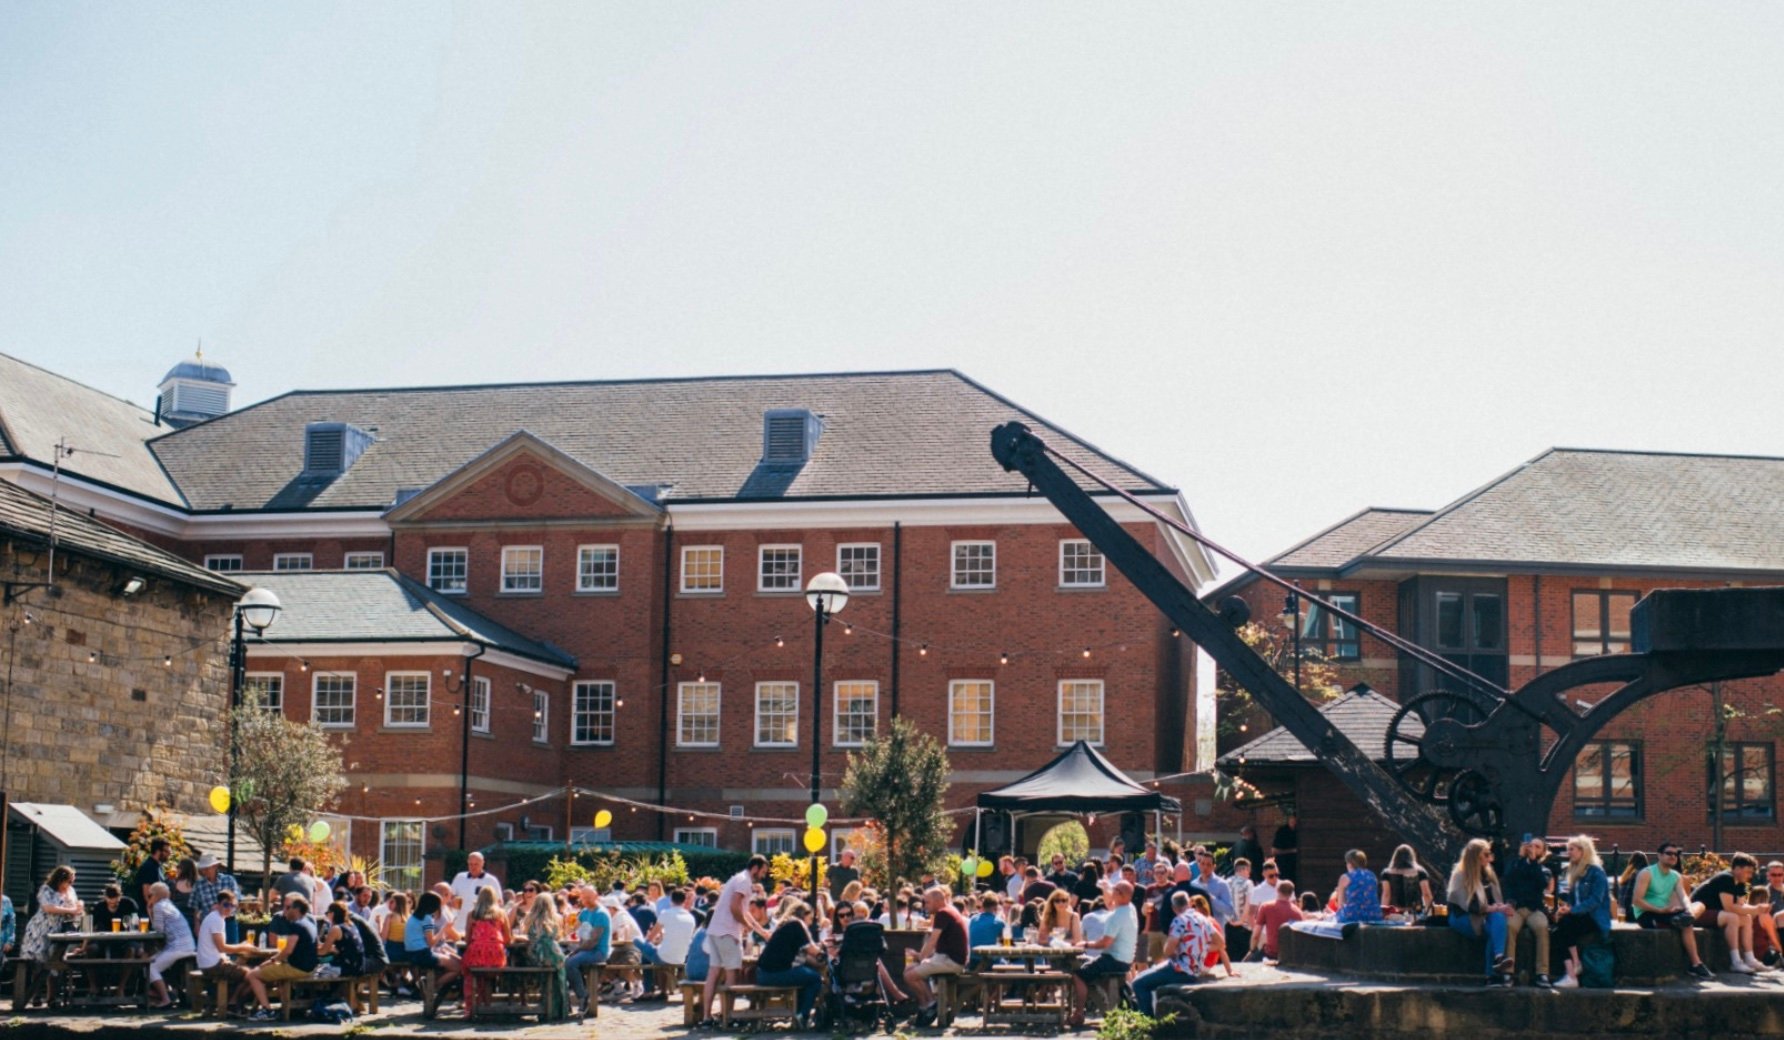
[
  {"left": 164, "top": 656, "right": 172, "bottom": 667},
  {"left": 775, "top": 635, "right": 784, "bottom": 648},
  {"left": 999, "top": 651, "right": 1009, "bottom": 665},
  {"left": 843, "top": 623, "right": 853, "bottom": 636},
  {"left": 918, "top": 644, "right": 928, "bottom": 657},
  {"left": 1082, "top": 647, "right": 1091, "bottom": 659}
]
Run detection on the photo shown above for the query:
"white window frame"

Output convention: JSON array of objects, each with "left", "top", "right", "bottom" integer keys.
[
  {"left": 384, "top": 671, "right": 430, "bottom": 728},
  {"left": 674, "top": 828, "right": 718, "bottom": 848},
  {"left": 501, "top": 545, "right": 544, "bottom": 594},
  {"left": 204, "top": 554, "right": 243, "bottom": 573},
  {"left": 532, "top": 689, "right": 549, "bottom": 744},
  {"left": 948, "top": 679, "right": 995, "bottom": 747},
  {"left": 677, "top": 682, "right": 721, "bottom": 748},
  {"left": 470, "top": 676, "right": 491, "bottom": 734},
  {"left": 836, "top": 543, "right": 881, "bottom": 592},
  {"left": 380, "top": 819, "right": 425, "bottom": 894},
  {"left": 753, "top": 682, "right": 799, "bottom": 748},
  {"left": 753, "top": 829, "right": 797, "bottom": 857},
  {"left": 757, "top": 545, "right": 803, "bottom": 593},
  {"left": 1058, "top": 540, "right": 1106, "bottom": 588},
  {"left": 951, "top": 541, "right": 996, "bottom": 590},
  {"left": 312, "top": 673, "right": 356, "bottom": 728},
  {"left": 833, "top": 681, "right": 879, "bottom": 747},
  {"left": 344, "top": 551, "right": 385, "bottom": 570},
  {"left": 681, "top": 546, "right": 724, "bottom": 594},
  {"left": 572, "top": 681, "right": 616, "bottom": 746},
  {"left": 576, "top": 544, "right": 619, "bottom": 593},
  {"left": 1057, "top": 679, "right": 1106, "bottom": 746},
  {"left": 830, "top": 828, "right": 858, "bottom": 861},
  {"left": 273, "top": 552, "right": 313, "bottom": 572},
  {"left": 428, "top": 547, "right": 469, "bottom": 595},
  {"left": 244, "top": 672, "right": 283, "bottom": 712}
]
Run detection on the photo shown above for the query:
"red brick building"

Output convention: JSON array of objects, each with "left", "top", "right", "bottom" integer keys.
[
  {"left": 0, "top": 353, "right": 1216, "bottom": 883},
  {"left": 1210, "top": 448, "right": 1784, "bottom": 884}
]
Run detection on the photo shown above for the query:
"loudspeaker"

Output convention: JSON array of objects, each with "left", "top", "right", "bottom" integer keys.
[
  {"left": 1119, "top": 813, "right": 1147, "bottom": 854},
  {"left": 976, "top": 811, "right": 1013, "bottom": 856}
]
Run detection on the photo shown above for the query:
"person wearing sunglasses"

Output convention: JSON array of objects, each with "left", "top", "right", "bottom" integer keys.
[{"left": 1631, "top": 844, "right": 1711, "bottom": 979}]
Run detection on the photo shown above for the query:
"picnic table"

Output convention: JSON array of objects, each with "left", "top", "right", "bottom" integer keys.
[
  {"left": 43, "top": 931, "right": 168, "bottom": 1010},
  {"left": 969, "top": 943, "right": 1084, "bottom": 1029}
]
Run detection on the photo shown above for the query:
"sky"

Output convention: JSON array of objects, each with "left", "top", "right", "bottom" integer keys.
[{"left": 3, "top": 2, "right": 1782, "bottom": 568}]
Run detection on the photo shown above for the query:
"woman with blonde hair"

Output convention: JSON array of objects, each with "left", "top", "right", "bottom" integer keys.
[
  {"left": 522, "top": 891, "right": 573, "bottom": 1020},
  {"left": 1379, "top": 844, "right": 1434, "bottom": 914},
  {"left": 461, "top": 886, "right": 513, "bottom": 1015},
  {"left": 1552, "top": 835, "right": 1612, "bottom": 988},
  {"left": 1446, "top": 838, "right": 1513, "bottom": 986},
  {"left": 1037, "top": 888, "right": 1083, "bottom": 945}
]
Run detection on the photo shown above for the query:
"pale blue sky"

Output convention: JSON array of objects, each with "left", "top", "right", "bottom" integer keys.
[{"left": 4, "top": 2, "right": 1782, "bottom": 565}]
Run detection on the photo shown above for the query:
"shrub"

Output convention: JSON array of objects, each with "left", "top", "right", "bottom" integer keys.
[
  {"left": 491, "top": 846, "right": 743, "bottom": 890},
  {"left": 112, "top": 806, "right": 196, "bottom": 883}
]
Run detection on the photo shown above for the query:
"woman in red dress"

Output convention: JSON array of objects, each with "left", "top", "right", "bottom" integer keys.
[{"left": 460, "top": 886, "right": 513, "bottom": 1016}]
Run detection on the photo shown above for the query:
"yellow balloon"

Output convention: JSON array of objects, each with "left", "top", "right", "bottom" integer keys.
[
  {"left": 286, "top": 824, "right": 304, "bottom": 843},
  {"left": 976, "top": 860, "right": 994, "bottom": 878},
  {"left": 594, "top": 810, "right": 613, "bottom": 830},
  {"left": 802, "top": 828, "right": 826, "bottom": 853},
  {"left": 208, "top": 786, "right": 231, "bottom": 814}
]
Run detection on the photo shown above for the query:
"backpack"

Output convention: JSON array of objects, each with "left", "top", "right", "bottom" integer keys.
[
  {"left": 1580, "top": 943, "right": 1615, "bottom": 989},
  {"left": 308, "top": 1001, "right": 355, "bottom": 1024},
  {"left": 352, "top": 917, "right": 390, "bottom": 975}
]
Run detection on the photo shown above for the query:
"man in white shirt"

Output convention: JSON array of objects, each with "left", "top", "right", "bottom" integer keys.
[
  {"left": 654, "top": 888, "right": 698, "bottom": 967},
  {"left": 1071, "top": 881, "right": 1138, "bottom": 1028},
  {"left": 699, "top": 855, "right": 769, "bottom": 1025},
  {"left": 196, "top": 889, "right": 275, "bottom": 1018},
  {"left": 449, "top": 852, "right": 503, "bottom": 917}
]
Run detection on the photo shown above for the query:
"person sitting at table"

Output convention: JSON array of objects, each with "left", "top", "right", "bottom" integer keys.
[
  {"left": 347, "top": 886, "right": 377, "bottom": 924},
  {"left": 1038, "top": 888, "right": 1083, "bottom": 945},
  {"left": 966, "top": 892, "right": 1004, "bottom": 969},
  {"left": 459, "top": 887, "right": 511, "bottom": 1015},
  {"left": 905, "top": 887, "right": 969, "bottom": 1028},
  {"left": 430, "top": 883, "right": 464, "bottom": 942},
  {"left": 1, "top": 892, "right": 14, "bottom": 970},
  {"left": 196, "top": 889, "right": 276, "bottom": 1020},
  {"left": 564, "top": 883, "right": 611, "bottom": 1012},
  {"left": 143, "top": 882, "right": 197, "bottom": 1008},
  {"left": 652, "top": 887, "right": 698, "bottom": 977},
  {"left": 521, "top": 892, "right": 574, "bottom": 1021},
  {"left": 316, "top": 900, "right": 367, "bottom": 981},
  {"left": 380, "top": 892, "right": 411, "bottom": 990},
  {"left": 87, "top": 883, "right": 141, "bottom": 960},
  {"left": 755, "top": 899, "right": 826, "bottom": 1029},
  {"left": 605, "top": 891, "right": 645, "bottom": 1000},
  {"left": 1070, "top": 880, "right": 1138, "bottom": 1028},
  {"left": 404, "top": 891, "right": 462, "bottom": 995}
]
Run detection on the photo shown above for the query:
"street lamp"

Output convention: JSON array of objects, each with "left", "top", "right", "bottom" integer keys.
[
  {"left": 805, "top": 572, "right": 849, "bottom": 903},
  {"left": 228, "top": 587, "right": 281, "bottom": 872},
  {"left": 1279, "top": 589, "right": 1301, "bottom": 692}
]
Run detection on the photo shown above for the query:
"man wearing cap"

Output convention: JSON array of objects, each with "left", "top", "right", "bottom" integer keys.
[
  {"left": 191, "top": 854, "right": 242, "bottom": 935},
  {"left": 1502, "top": 834, "right": 1553, "bottom": 987},
  {"left": 828, "top": 848, "right": 860, "bottom": 900}
]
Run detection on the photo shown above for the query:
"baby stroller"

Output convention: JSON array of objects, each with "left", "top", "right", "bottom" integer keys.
[{"left": 828, "top": 921, "right": 894, "bottom": 1031}]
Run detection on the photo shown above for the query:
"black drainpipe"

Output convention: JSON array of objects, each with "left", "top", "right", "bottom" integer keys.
[
  {"left": 457, "top": 642, "right": 486, "bottom": 851},
  {"left": 655, "top": 523, "right": 675, "bottom": 841},
  {"left": 890, "top": 522, "right": 903, "bottom": 718}
]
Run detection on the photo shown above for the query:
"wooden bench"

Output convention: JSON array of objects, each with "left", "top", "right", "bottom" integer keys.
[
  {"left": 719, "top": 983, "right": 801, "bottom": 1029},
  {"left": 979, "top": 971, "right": 1073, "bottom": 1029},
  {"left": 57, "top": 956, "right": 158, "bottom": 1009},
  {"left": 186, "top": 970, "right": 232, "bottom": 1017},
  {"left": 467, "top": 966, "right": 558, "bottom": 1021},
  {"left": 680, "top": 979, "right": 709, "bottom": 1026},
  {"left": 269, "top": 974, "right": 352, "bottom": 1020}
]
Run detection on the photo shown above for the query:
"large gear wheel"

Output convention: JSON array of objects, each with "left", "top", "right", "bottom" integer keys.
[{"left": 1385, "top": 691, "right": 1490, "bottom": 805}]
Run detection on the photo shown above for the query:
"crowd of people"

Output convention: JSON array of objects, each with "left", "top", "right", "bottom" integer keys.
[{"left": 9, "top": 825, "right": 1784, "bottom": 1023}]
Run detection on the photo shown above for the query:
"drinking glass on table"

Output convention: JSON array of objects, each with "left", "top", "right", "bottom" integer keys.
[{"left": 111, "top": 919, "right": 122, "bottom": 932}]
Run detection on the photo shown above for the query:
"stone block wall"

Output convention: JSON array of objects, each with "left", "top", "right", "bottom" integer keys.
[{"left": 2, "top": 538, "right": 236, "bottom": 817}]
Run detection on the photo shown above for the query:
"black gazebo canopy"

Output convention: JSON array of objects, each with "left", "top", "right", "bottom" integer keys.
[{"left": 976, "top": 740, "right": 1182, "bottom": 815}]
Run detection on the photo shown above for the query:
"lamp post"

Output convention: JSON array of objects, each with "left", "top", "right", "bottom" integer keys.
[
  {"left": 1279, "top": 588, "right": 1302, "bottom": 692},
  {"left": 228, "top": 587, "right": 282, "bottom": 873},
  {"left": 805, "top": 572, "right": 849, "bottom": 904}
]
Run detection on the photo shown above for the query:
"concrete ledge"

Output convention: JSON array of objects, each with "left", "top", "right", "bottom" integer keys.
[
  {"left": 1158, "top": 966, "right": 1784, "bottom": 1040},
  {"left": 1278, "top": 920, "right": 1730, "bottom": 985}
]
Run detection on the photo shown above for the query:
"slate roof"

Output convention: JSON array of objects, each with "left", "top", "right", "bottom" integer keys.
[
  {"left": 0, "top": 353, "right": 183, "bottom": 503},
  {"left": 1216, "top": 686, "right": 1399, "bottom": 767},
  {"left": 0, "top": 479, "right": 240, "bottom": 595},
  {"left": 240, "top": 570, "right": 576, "bottom": 670},
  {"left": 1369, "top": 448, "right": 1784, "bottom": 575},
  {"left": 148, "top": 370, "right": 1176, "bottom": 511},
  {"left": 1267, "top": 508, "right": 1433, "bottom": 571}
]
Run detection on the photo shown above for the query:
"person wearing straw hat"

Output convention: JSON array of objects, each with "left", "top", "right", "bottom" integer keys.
[{"left": 190, "top": 854, "right": 241, "bottom": 934}]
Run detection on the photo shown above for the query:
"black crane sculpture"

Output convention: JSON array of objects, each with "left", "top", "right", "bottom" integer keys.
[{"left": 991, "top": 421, "right": 1784, "bottom": 867}]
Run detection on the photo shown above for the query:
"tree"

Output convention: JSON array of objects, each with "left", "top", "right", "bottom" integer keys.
[
  {"left": 231, "top": 687, "right": 348, "bottom": 887},
  {"left": 1213, "top": 621, "right": 1344, "bottom": 750},
  {"left": 840, "top": 716, "right": 955, "bottom": 885}
]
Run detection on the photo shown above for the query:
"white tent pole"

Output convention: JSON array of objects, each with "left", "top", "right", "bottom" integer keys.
[{"left": 974, "top": 808, "right": 983, "bottom": 856}]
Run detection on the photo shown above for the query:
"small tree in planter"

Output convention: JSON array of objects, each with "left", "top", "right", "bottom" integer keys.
[
  {"left": 112, "top": 805, "right": 196, "bottom": 883},
  {"left": 231, "top": 687, "right": 347, "bottom": 888}
]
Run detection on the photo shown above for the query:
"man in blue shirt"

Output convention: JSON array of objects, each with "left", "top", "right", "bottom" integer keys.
[
  {"left": 564, "top": 884, "right": 611, "bottom": 1011},
  {"left": 1192, "top": 848, "right": 1236, "bottom": 925},
  {"left": 1071, "top": 881, "right": 1138, "bottom": 1027},
  {"left": 966, "top": 893, "right": 1004, "bottom": 968}
]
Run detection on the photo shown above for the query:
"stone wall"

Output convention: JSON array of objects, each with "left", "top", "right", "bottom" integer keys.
[{"left": 2, "top": 537, "right": 236, "bottom": 817}]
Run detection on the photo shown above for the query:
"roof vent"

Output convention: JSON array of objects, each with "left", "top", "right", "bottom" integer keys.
[
  {"left": 762, "top": 409, "right": 822, "bottom": 467},
  {"left": 303, "top": 422, "right": 375, "bottom": 477},
  {"left": 156, "top": 350, "right": 236, "bottom": 428}
]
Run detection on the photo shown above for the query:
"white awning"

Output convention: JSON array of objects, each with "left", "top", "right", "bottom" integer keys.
[{"left": 10, "top": 803, "right": 125, "bottom": 852}]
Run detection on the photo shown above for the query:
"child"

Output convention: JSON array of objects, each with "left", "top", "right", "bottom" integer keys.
[{"left": 1190, "top": 896, "right": 1236, "bottom": 978}]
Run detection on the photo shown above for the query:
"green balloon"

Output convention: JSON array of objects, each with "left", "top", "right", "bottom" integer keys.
[{"left": 805, "top": 803, "right": 829, "bottom": 829}]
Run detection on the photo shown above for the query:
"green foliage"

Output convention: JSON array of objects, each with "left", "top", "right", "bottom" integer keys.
[
  {"left": 841, "top": 716, "right": 955, "bottom": 884},
  {"left": 230, "top": 687, "right": 347, "bottom": 887},
  {"left": 496, "top": 846, "right": 725, "bottom": 890},
  {"left": 111, "top": 805, "right": 196, "bottom": 882},
  {"left": 442, "top": 848, "right": 469, "bottom": 881},
  {"left": 1213, "top": 621, "right": 1344, "bottom": 748},
  {"left": 1097, "top": 1007, "right": 1176, "bottom": 1040},
  {"left": 768, "top": 853, "right": 825, "bottom": 893},
  {"left": 1038, "top": 822, "right": 1090, "bottom": 865}
]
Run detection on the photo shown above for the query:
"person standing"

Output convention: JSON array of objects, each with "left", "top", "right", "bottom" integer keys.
[
  {"left": 189, "top": 855, "right": 242, "bottom": 933},
  {"left": 698, "top": 854, "right": 768, "bottom": 1027},
  {"left": 1269, "top": 813, "right": 1299, "bottom": 885},
  {"left": 828, "top": 848, "right": 861, "bottom": 901},
  {"left": 1502, "top": 834, "right": 1553, "bottom": 986},
  {"left": 134, "top": 839, "right": 173, "bottom": 907},
  {"left": 1229, "top": 826, "right": 1264, "bottom": 875}
]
